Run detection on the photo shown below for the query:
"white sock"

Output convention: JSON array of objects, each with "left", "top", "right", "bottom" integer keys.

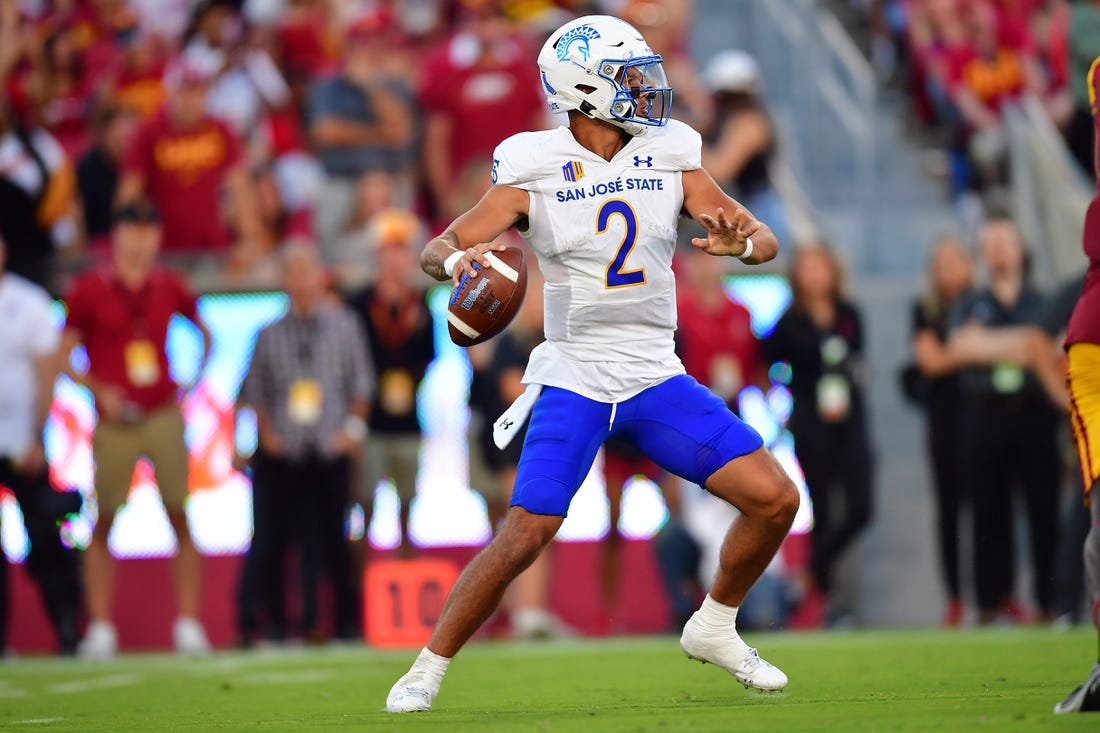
[
  {"left": 695, "top": 594, "right": 739, "bottom": 630},
  {"left": 414, "top": 647, "right": 451, "bottom": 682}
]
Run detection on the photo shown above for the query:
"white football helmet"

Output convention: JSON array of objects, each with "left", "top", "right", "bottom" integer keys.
[{"left": 537, "top": 15, "right": 672, "bottom": 136}]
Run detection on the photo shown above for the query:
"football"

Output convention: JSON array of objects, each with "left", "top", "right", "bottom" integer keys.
[{"left": 447, "top": 246, "right": 528, "bottom": 347}]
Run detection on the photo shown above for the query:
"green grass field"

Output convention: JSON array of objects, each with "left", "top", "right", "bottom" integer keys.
[{"left": 1, "top": 628, "right": 1098, "bottom": 731}]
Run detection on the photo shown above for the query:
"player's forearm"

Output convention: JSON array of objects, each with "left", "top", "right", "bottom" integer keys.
[{"left": 420, "top": 230, "right": 461, "bottom": 281}]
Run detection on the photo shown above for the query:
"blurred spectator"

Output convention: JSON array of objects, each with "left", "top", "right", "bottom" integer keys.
[
  {"left": 699, "top": 50, "right": 792, "bottom": 260},
  {"left": 272, "top": 0, "right": 340, "bottom": 84},
  {"left": 622, "top": 0, "right": 709, "bottom": 129},
  {"left": 907, "top": 235, "right": 975, "bottom": 626},
  {"left": 468, "top": 266, "right": 570, "bottom": 639},
  {"left": 0, "top": 235, "right": 81, "bottom": 655},
  {"left": 669, "top": 475, "right": 795, "bottom": 632},
  {"left": 182, "top": 0, "right": 292, "bottom": 138},
  {"left": 650, "top": 247, "right": 769, "bottom": 631},
  {"left": 77, "top": 104, "right": 138, "bottom": 249},
  {"left": 947, "top": 216, "right": 1059, "bottom": 624},
  {"left": 330, "top": 168, "right": 400, "bottom": 286},
  {"left": 61, "top": 200, "right": 212, "bottom": 658},
  {"left": 1066, "top": 0, "right": 1100, "bottom": 175},
  {"left": 600, "top": 441, "right": 666, "bottom": 635},
  {"left": 468, "top": 263, "right": 542, "bottom": 531},
  {"left": 764, "top": 244, "right": 873, "bottom": 627},
  {"left": 117, "top": 46, "right": 265, "bottom": 269},
  {"left": 941, "top": 0, "right": 1043, "bottom": 197},
  {"left": 676, "top": 246, "right": 765, "bottom": 408},
  {"left": 104, "top": 30, "right": 169, "bottom": 120},
  {"left": 0, "top": 101, "right": 80, "bottom": 292},
  {"left": 345, "top": 210, "right": 434, "bottom": 558},
  {"left": 21, "top": 24, "right": 97, "bottom": 158},
  {"left": 1028, "top": 0, "right": 1072, "bottom": 128},
  {"left": 418, "top": 0, "right": 544, "bottom": 224},
  {"left": 307, "top": 11, "right": 416, "bottom": 251},
  {"left": 238, "top": 243, "right": 373, "bottom": 642}
]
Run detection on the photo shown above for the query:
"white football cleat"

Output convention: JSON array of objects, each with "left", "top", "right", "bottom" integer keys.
[
  {"left": 173, "top": 617, "right": 211, "bottom": 656},
  {"left": 78, "top": 620, "right": 118, "bottom": 660},
  {"left": 386, "top": 668, "right": 440, "bottom": 713},
  {"left": 680, "top": 614, "right": 788, "bottom": 692}
]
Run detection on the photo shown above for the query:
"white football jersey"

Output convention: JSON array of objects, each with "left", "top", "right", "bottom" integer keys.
[{"left": 491, "top": 119, "right": 702, "bottom": 402}]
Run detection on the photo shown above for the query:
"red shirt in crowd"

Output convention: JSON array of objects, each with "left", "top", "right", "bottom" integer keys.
[
  {"left": 944, "top": 43, "right": 1027, "bottom": 113},
  {"left": 418, "top": 35, "right": 544, "bottom": 180},
  {"left": 64, "top": 266, "right": 197, "bottom": 413},
  {"left": 123, "top": 108, "right": 243, "bottom": 252},
  {"left": 676, "top": 291, "right": 761, "bottom": 403},
  {"left": 1066, "top": 55, "right": 1100, "bottom": 348}
]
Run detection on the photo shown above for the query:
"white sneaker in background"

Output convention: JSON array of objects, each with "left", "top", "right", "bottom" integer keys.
[
  {"left": 386, "top": 667, "right": 440, "bottom": 713},
  {"left": 173, "top": 617, "right": 211, "bottom": 656},
  {"left": 511, "top": 608, "right": 577, "bottom": 640},
  {"left": 78, "top": 620, "right": 118, "bottom": 660},
  {"left": 680, "top": 613, "right": 788, "bottom": 692}
]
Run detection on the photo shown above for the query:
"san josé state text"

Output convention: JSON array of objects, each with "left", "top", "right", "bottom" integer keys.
[{"left": 556, "top": 177, "right": 665, "bottom": 202}]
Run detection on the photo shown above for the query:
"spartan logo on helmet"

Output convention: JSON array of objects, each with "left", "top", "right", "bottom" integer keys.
[{"left": 555, "top": 24, "right": 601, "bottom": 63}]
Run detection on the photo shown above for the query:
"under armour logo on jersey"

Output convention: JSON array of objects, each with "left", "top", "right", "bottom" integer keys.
[
  {"left": 633, "top": 156, "right": 653, "bottom": 168},
  {"left": 562, "top": 161, "right": 585, "bottom": 182},
  {"left": 500, "top": 419, "right": 514, "bottom": 430}
]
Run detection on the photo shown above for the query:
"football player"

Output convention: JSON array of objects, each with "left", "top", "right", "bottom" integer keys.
[
  {"left": 387, "top": 15, "right": 798, "bottom": 712},
  {"left": 1054, "top": 53, "right": 1100, "bottom": 715}
]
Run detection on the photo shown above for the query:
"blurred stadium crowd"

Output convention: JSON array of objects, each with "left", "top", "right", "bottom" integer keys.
[
  {"left": 0, "top": 0, "right": 1095, "bottom": 656},
  {"left": 863, "top": 0, "right": 1095, "bottom": 211}
]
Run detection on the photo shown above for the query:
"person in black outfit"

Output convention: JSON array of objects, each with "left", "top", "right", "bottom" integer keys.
[
  {"left": 909, "top": 236, "right": 975, "bottom": 626},
  {"left": 0, "top": 103, "right": 76, "bottom": 292},
  {"left": 947, "top": 217, "right": 1059, "bottom": 624},
  {"left": 0, "top": 237, "right": 81, "bottom": 654},
  {"left": 345, "top": 212, "right": 435, "bottom": 557},
  {"left": 77, "top": 106, "right": 139, "bottom": 248},
  {"left": 237, "top": 245, "right": 374, "bottom": 643},
  {"left": 700, "top": 49, "right": 791, "bottom": 248},
  {"left": 764, "top": 244, "right": 873, "bottom": 625}
]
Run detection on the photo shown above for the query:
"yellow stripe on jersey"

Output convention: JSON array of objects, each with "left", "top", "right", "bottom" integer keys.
[{"left": 1089, "top": 55, "right": 1100, "bottom": 116}]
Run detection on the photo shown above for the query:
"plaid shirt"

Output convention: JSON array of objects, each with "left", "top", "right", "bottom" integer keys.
[{"left": 241, "top": 302, "right": 375, "bottom": 459}]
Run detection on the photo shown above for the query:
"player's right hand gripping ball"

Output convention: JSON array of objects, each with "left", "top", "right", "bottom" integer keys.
[{"left": 447, "top": 246, "right": 528, "bottom": 347}]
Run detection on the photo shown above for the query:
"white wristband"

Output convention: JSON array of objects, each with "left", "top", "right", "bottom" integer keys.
[
  {"left": 443, "top": 250, "right": 464, "bottom": 277},
  {"left": 737, "top": 237, "right": 754, "bottom": 261}
]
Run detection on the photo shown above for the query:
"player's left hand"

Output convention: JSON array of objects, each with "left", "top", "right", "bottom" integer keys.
[{"left": 691, "top": 207, "right": 761, "bottom": 257}]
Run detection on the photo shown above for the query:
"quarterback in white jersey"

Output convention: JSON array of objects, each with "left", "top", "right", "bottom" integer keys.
[
  {"left": 492, "top": 119, "right": 699, "bottom": 403},
  {"left": 388, "top": 15, "right": 799, "bottom": 713}
]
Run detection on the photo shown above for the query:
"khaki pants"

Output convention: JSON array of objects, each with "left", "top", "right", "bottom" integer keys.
[
  {"left": 361, "top": 434, "right": 421, "bottom": 504},
  {"left": 92, "top": 404, "right": 189, "bottom": 513}
]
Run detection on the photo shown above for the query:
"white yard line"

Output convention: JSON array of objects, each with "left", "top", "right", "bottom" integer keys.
[
  {"left": 8, "top": 718, "right": 63, "bottom": 725},
  {"left": 46, "top": 674, "right": 140, "bottom": 695}
]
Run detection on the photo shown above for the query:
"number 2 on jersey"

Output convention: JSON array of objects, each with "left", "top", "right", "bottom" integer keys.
[{"left": 598, "top": 199, "right": 646, "bottom": 289}]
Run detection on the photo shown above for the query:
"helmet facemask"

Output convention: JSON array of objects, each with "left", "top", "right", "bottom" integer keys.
[{"left": 600, "top": 57, "right": 672, "bottom": 133}]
